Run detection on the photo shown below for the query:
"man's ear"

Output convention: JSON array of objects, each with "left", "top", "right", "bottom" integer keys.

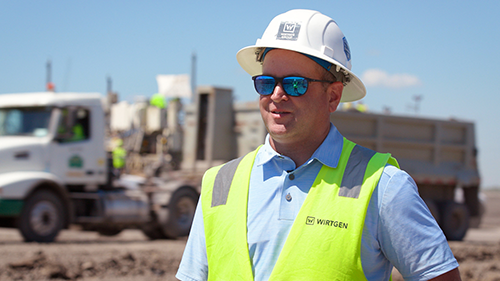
[{"left": 327, "top": 82, "right": 343, "bottom": 113}]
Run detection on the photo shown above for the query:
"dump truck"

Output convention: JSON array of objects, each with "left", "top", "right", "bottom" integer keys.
[
  {"left": 330, "top": 110, "right": 481, "bottom": 240},
  {"left": 0, "top": 92, "right": 199, "bottom": 242}
]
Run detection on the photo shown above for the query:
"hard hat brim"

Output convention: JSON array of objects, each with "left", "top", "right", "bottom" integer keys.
[{"left": 237, "top": 45, "right": 366, "bottom": 103}]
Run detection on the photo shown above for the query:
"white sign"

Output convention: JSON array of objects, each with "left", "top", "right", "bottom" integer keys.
[{"left": 156, "top": 74, "right": 192, "bottom": 99}]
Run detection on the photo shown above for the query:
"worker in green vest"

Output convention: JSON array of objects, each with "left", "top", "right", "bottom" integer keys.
[
  {"left": 70, "top": 123, "right": 85, "bottom": 141},
  {"left": 112, "top": 138, "right": 126, "bottom": 175},
  {"left": 57, "top": 109, "right": 86, "bottom": 142},
  {"left": 356, "top": 101, "right": 368, "bottom": 113},
  {"left": 177, "top": 9, "right": 461, "bottom": 281},
  {"left": 150, "top": 93, "right": 166, "bottom": 108}
]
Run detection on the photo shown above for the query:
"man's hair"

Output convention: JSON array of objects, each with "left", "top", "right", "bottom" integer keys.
[
  {"left": 322, "top": 69, "right": 336, "bottom": 82},
  {"left": 321, "top": 68, "right": 337, "bottom": 91}
]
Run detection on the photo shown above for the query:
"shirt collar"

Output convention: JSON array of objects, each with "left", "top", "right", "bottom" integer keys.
[
  {"left": 256, "top": 123, "right": 343, "bottom": 169},
  {"left": 255, "top": 135, "right": 279, "bottom": 166}
]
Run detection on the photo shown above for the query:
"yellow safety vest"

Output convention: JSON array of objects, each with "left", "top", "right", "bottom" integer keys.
[
  {"left": 70, "top": 124, "right": 85, "bottom": 141},
  {"left": 112, "top": 146, "right": 127, "bottom": 169},
  {"left": 201, "top": 138, "right": 398, "bottom": 280}
]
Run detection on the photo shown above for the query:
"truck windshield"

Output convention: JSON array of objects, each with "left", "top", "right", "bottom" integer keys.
[{"left": 0, "top": 107, "right": 52, "bottom": 137}]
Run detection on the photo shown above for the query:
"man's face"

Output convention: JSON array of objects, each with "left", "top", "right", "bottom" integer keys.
[{"left": 259, "top": 49, "right": 342, "bottom": 146}]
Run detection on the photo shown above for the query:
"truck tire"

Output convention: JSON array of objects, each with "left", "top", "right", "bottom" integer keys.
[
  {"left": 141, "top": 222, "right": 167, "bottom": 240},
  {"left": 18, "top": 190, "right": 64, "bottom": 242},
  {"left": 440, "top": 201, "right": 469, "bottom": 241},
  {"left": 163, "top": 187, "right": 199, "bottom": 238}
]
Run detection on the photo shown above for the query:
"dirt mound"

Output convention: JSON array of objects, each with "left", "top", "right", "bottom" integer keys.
[
  {"left": 450, "top": 241, "right": 500, "bottom": 281},
  {"left": 5, "top": 243, "right": 500, "bottom": 281},
  {"left": 1, "top": 249, "right": 180, "bottom": 281}
]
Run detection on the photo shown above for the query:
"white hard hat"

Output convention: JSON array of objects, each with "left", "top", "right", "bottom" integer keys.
[{"left": 237, "top": 9, "right": 366, "bottom": 102}]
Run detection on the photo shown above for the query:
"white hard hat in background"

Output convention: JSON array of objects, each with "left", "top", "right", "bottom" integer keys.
[{"left": 236, "top": 9, "right": 366, "bottom": 102}]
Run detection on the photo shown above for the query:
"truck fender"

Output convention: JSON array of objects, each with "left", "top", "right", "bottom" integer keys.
[
  {"left": 0, "top": 171, "right": 64, "bottom": 199},
  {"left": 0, "top": 171, "right": 71, "bottom": 227}
]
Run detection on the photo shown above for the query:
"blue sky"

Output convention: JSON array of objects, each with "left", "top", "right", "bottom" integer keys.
[{"left": 1, "top": 1, "right": 499, "bottom": 188}]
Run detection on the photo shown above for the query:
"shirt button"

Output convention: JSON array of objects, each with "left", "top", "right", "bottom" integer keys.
[
  {"left": 289, "top": 174, "right": 295, "bottom": 180},
  {"left": 286, "top": 193, "right": 292, "bottom": 202}
]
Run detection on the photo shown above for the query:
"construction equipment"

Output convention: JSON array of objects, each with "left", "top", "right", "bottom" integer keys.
[{"left": 330, "top": 110, "right": 481, "bottom": 241}]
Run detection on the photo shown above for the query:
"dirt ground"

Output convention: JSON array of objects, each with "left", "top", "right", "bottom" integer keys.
[{"left": 0, "top": 190, "right": 499, "bottom": 281}]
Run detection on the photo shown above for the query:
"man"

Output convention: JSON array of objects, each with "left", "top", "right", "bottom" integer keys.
[
  {"left": 177, "top": 9, "right": 461, "bottom": 281},
  {"left": 112, "top": 138, "right": 127, "bottom": 176}
]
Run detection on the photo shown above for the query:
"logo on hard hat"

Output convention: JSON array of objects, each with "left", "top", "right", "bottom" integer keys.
[
  {"left": 343, "top": 37, "right": 351, "bottom": 61},
  {"left": 283, "top": 22, "right": 296, "bottom": 32},
  {"left": 277, "top": 21, "right": 301, "bottom": 41}
]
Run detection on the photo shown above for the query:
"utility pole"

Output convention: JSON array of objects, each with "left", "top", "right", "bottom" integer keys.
[
  {"left": 107, "top": 76, "right": 112, "bottom": 94},
  {"left": 191, "top": 52, "right": 197, "bottom": 100},
  {"left": 106, "top": 76, "right": 118, "bottom": 104},
  {"left": 46, "top": 59, "right": 55, "bottom": 91}
]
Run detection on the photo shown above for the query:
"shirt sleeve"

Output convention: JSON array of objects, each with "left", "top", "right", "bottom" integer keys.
[
  {"left": 175, "top": 199, "right": 209, "bottom": 281},
  {"left": 377, "top": 165, "right": 459, "bottom": 281}
]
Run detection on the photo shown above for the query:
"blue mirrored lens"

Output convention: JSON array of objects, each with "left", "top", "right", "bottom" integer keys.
[
  {"left": 282, "top": 77, "right": 308, "bottom": 96},
  {"left": 254, "top": 76, "right": 276, "bottom": 95}
]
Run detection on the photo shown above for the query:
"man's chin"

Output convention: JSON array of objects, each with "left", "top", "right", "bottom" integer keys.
[
  {"left": 267, "top": 125, "right": 295, "bottom": 141},
  {"left": 266, "top": 123, "right": 288, "bottom": 133}
]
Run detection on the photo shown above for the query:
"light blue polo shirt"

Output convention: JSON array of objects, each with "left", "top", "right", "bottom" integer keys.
[{"left": 176, "top": 124, "right": 458, "bottom": 281}]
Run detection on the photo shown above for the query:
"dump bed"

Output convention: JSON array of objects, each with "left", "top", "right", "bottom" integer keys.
[
  {"left": 232, "top": 103, "right": 480, "bottom": 190},
  {"left": 330, "top": 111, "right": 480, "bottom": 188}
]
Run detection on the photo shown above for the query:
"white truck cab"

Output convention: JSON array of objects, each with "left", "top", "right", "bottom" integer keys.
[
  {"left": 0, "top": 92, "right": 111, "bottom": 242},
  {"left": 0, "top": 92, "right": 198, "bottom": 242},
  {"left": 0, "top": 93, "right": 108, "bottom": 194}
]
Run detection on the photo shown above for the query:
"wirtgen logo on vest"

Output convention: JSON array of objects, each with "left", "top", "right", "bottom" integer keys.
[{"left": 306, "top": 216, "right": 348, "bottom": 229}]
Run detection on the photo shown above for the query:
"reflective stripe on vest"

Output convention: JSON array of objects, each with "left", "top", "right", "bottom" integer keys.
[
  {"left": 212, "top": 156, "right": 245, "bottom": 207},
  {"left": 201, "top": 138, "right": 398, "bottom": 280}
]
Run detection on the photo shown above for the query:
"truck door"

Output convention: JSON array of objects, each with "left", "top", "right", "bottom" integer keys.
[{"left": 49, "top": 107, "right": 103, "bottom": 189}]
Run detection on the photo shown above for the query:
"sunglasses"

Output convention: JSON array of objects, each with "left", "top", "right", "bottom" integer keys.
[{"left": 252, "top": 75, "right": 334, "bottom": 97}]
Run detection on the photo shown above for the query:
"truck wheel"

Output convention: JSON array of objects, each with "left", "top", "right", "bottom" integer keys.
[
  {"left": 163, "top": 187, "right": 198, "bottom": 238},
  {"left": 18, "top": 190, "right": 64, "bottom": 242},
  {"left": 141, "top": 222, "right": 167, "bottom": 240},
  {"left": 440, "top": 201, "right": 469, "bottom": 241}
]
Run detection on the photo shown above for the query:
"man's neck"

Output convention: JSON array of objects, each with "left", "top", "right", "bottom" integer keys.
[{"left": 269, "top": 127, "right": 330, "bottom": 167}]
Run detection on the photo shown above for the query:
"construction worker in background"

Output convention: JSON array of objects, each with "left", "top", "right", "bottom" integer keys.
[
  {"left": 356, "top": 101, "right": 368, "bottom": 112},
  {"left": 112, "top": 138, "right": 126, "bottom": 176},
  {"left": 70, "top": 123, "right": 85, "bottom": 141},
  {"left": 342, "top": 101, "right": 354, "bottom": 111},
  {"left": 150, "top": 93, "right": 166, "bottom": 108},
  {"left": 343, "top": 101, "right": 368, "bottom": 113},
  {"left": 57, "top": 109, "right": 86, "bottom": 142},
  {"left": 177, "top": 9, "right": 461, "bottom": 281}
]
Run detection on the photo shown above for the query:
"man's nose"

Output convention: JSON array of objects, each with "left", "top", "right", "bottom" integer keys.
[{"left": 270, "top": 82, "right": 289, "bottom": 102}]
